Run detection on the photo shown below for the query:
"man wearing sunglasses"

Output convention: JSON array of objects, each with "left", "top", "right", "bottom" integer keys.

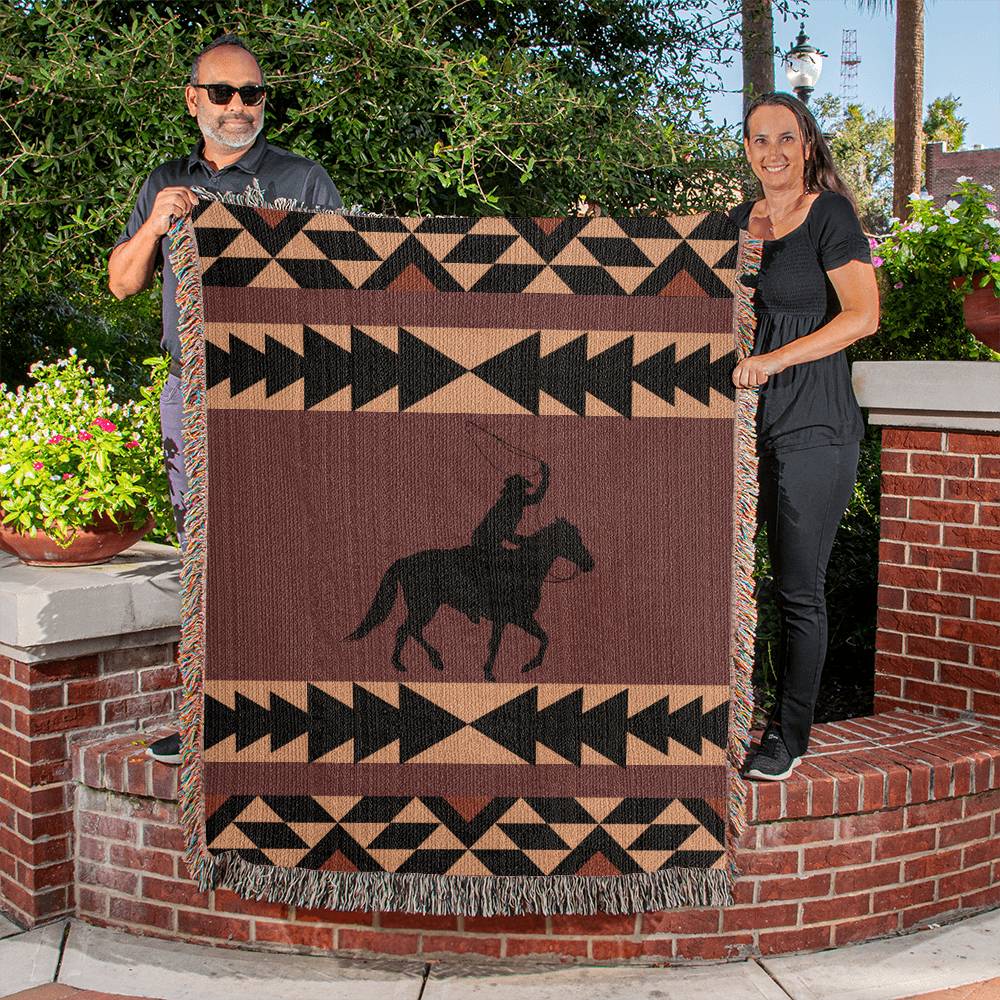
[{"left": 109, "top": 34, "right": 341, "bottom": 765}]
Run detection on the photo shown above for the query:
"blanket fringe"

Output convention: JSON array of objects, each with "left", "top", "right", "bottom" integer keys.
[{"left": 168, "top": 200, "right": 760, "bottom": 914}]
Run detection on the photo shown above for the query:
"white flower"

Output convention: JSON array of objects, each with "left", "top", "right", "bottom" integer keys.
[
  {"left": 927, "top": 225, "right": 938, "bottom": 232},
  {"left": 889, "top": 217, "right": 900, "bottom": 225},
  {"left": 0, "top": 464, "right": 9, "bottom": 474},
  {"left": 68, "top": 348, "right": 77, "bottom": 356},
  {"left": 943, "top": 200, "right": 960, "bottom": 213},
  {"left": 986, "top": 185, "right": 995, "bottom": 192},
  {"left": 945, "top": 217, "right": 958, "bottom": 224},
  {"left": 956, "top": 176, "right": 971, "bottom": 183},
  {"left": 985, "top": 218, "right": 1000, "bottom": 230},
  {"left": 909, "top": 222, "right": 925, "bottom": 233}
]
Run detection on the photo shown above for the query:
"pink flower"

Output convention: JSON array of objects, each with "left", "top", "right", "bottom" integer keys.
[
  {"left": 871, "top": 256, "right": 884, "bottom": 268},
  {"left": 868, "top": 237, "right": 879, "bottom": 249},
  {"left": 894, "top": 281, "right": 904, "bottom": 289},
  {"left": 77, "top": 431, "right": 93, "bottom": 441},
  {"left": 988, "top": 203, "right": 997, "bottom": 212},
  {"left": 990, "top": 254, "right": 1000, "bottom": 263},
  {"left": 47, "top": 434, "right": 64, "bottom": 444},
  {"left": 92, "top": 418, "right": 117, "bottom": 433},
  {"left": 62, "top": 472, "right": 73, "bottom": 480},
  {"left": 124, "top": 439, "right": 139, "bottom": 449},
  {"left": 81, "top": 489, "right": 90, "bottom": 498},
  {"left": 32, "top": 461, "right": 44, "bottom": 470}
]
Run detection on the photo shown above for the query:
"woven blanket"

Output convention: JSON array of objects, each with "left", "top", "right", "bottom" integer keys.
[{"left": 169, "top": 199, "right": 758, "bottom": 915}]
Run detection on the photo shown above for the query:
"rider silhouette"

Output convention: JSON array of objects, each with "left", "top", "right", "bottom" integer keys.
[{"left": 471, "top": 462, "right": 550, "bottom": 552}]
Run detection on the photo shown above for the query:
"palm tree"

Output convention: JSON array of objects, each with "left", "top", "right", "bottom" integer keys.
[
  {"left": 860, "top": 0, "right": 925, "bottom": 219},
  {"left": 742, "top": 0, "right": 775, "bottom": 115}
]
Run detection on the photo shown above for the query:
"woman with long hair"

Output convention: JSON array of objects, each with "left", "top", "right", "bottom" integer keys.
[{"left": 731, "top": 92, "right": 879, "bottom": 781}]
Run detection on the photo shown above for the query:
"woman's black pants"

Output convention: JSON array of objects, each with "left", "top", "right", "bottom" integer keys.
[{"left": 757, "top": 441, "right": 860, "bottom": 758}]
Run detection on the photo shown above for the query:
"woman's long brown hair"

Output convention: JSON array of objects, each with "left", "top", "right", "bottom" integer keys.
[{"left": 743, "top": 92, "right": 858, "bottom": 211}]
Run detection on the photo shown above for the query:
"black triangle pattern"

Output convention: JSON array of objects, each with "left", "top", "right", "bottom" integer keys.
[
  {"left": 207, "top": 794, "right": 726, "bottom": 875},
  {"left": 197, "top": 206, "right": 738, "bottom": 296},
  {"left": 206, "top": 685, "right": 727, "bottom": 764},
  {"left": 211, "top": 326, "right": 735, "bottom": 414}
]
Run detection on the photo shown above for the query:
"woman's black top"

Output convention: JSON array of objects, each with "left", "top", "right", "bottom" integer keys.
[{"left": 728, "top": 190, "right": 871, "bottom": 455}]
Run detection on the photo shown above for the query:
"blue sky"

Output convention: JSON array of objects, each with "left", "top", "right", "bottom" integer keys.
[{"left": 706, "top": 0, "right": 1000, "bottom": 148}]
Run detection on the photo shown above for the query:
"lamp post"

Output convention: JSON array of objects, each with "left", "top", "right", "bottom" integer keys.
[{"left": 782, "top": 24, "right": 827, "bottom": 105}]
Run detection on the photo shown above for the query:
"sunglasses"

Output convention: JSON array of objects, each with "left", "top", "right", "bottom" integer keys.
[{"left": 193, "top": 83, "right": 267, "bottom": 106}]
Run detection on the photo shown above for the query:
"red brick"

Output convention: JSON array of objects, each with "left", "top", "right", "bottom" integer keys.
[
  {"left": 909, "top": 546, "right": 975, "bottom": 570},
  {"left": 880, "top": 449, "right": 908, "bottom": 472},
  {"left": 964, "top": 788, "right": 1000, "bottom": 818},
  {"left": 109, "top": 896, "right": 174, "bottom": 930},
  {"left": 981, "top": 457, "right": 1000, "bottom": 479},
  {"left": 902, "top": 899, "right": 960, "bottom": 929},
  {"left": 880, "top": 565, "right": 940, "bottom": 590},
  {"left": 974, "top": 646, "right": 1000, "bottom": 670},
  {"left": 878, "top": 610, "right": 938, "bottom": 637},
  {"left": 880, "top": 540, "right": 907, "bottom": 563},
  {"left": 939, "top": 864, "right": 992, "bottom": 900},
  {"left": 378, "top": 912, "right": 456, "bottom": 931},
  {"left": 948, "top": 433, "right": 1000, "bottom": 456},
  {"left": 903, "top": 847, "right": 963, "bottom": 880},
  {"left": 802, "top": 892, "right": 870, "bottom": 923},
  {"left": 78, "top": 812, "right": 136, "bottom": 843},
  {"left": 143, "top": 823, "right": 185, "bottom": 853},
  {"left": 838, "top": 810, "right": 904, "bottom": 839},
  {"left": 875, "top": 828, "right": 936, "bottom": 859},
  {"left": 904, "top": 680, "right": 969, "bottom": 711},
  {"left": 76, "top": 860, "right": 139, "bottom": 895},
  {"left": 15, "top": 809, "right": 72, "bottom": 842},
  {"left": 103, "top": 692, "right": 173, "bottom": 725},
  {"left": 295, "top": 906, "right": 374, "bottom": 926},
  {"left": 802, "top": 838, "right": 873, "bottom": 871},
  {"left": 672, "top": 933, "right": 754, "bottom": 961},
  {"left": 549, "top": 913, "right": 636, "bottom": 935},
  {"left": 884, "top": 429, "right": 944, "bottom": 451},
  {"left": 973, "top": 692, "right": 1000, "bottom": 717},
  {"left": 758, "top": 818, "right": 836, "bottom": 848},
  {"left": 107, "top": 844, "right": 174, "bottom": 877},
  {"left": 77, "top": 886, "right": 107, "bottom": 916},
  {"left": 758, "top": 925, "right": 832, "bottom": 955},
  {"left": 124, "top": 756, "right": 152, "bottom": 797},
  {"left": 873, "top": 879, "right": 936, "bottom": 912},
  {"left": 504, "top": 936, "right": 588, "bottom": 958},
  {"left": 942, "top": 570, "right": 1000, "bottom": 599},
  {"left": 142, "top": 875, "right": 207, "bottom": 908},
  {"left": 941, "top": 618, "right": 1000, "bottom": 646},
  {"left": 905, "top": 636, "right": 970, "bottom": 664},
  {"left": 944, "top": 525, "right": 1000, "bottom": 552},
  {"left": 980, "top": 505, "right": 1000, "bottom": 527},
  {"left": 945, "top": 479, "right": 1000, "bottom": 502},
  {"left": 255, "top": 921, "right": 334, "bottom": 950},
  {"left": 947, "top": 665, "right": 1000, "bottom": 695},
  {"left": 66, "top": 674, "right": 136, "bottom": 704},
  {"left": 425, "top": 932, "right": 506, "bottom": 958},
  {"left": 876, "top": 654, "right": 935, "bottom": 681},
  {"left": 938, "top": 814, "right": 993, "bottom": 848},
  {"left": 833, "top": 861, "right": 901, "bottom": 893},
  {"left": 909, "top": 453, "right": 975, "bottom": 478},
  {"left": 591, "top": 939, "right": 644, "bottom": 961},
  {"left": 212, "top": 888, "right": 289, "bottom": 919},
  {"left": 13, "top": 655, "right": 98, "bottom": 685},
  {"left": 833, "top": 911, "right": 899, "bottom": 945},
  {"left": 910, "top": 594, "right": 972, "bottom": 618},
  {"left": 877, "top": 629, "right": 904, "bottom": 653},
  {"left": 21, "top": 704, "right": 100, "bottom": 736},
  {"left": 979, "top": 551, "right": 1000, "bottom": 575},
  {"left": 877, "top": 585, "right": 905, "bottom": 610},
  {"left": 875, "top": 675, "right": 902, "bottom": 698},
  {"left": 177, "top": 910, "right": 250, "bottom": 942},
  {"left": 880, "top": 496, "right": 907, "bottom": 519},
  {"left": 138, "top": 665, "right": 181, "bottom": 692},
  {"left": 722, "top": 902, "right": 798, "bottom": 931},
  {"left": 912, "top": 498, "right": 977, "bottom": 523},
  {"left": 881, "top": 519, "right": 942, "bottom": 544},
  {"left": 641, "top": 908, "right": 721, "bottom": 934},
  {"left": 757, "top": 872, "right": 831, "bottom": 902}
]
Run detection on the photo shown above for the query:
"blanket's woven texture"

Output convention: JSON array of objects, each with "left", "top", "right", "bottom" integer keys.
[{"left": 169, "top": 200, "right": 758, "bottom": 915}]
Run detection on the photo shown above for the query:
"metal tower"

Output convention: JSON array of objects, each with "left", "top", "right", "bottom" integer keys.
[{"left": 840, "top": 29, "right": 860, "bottom": 105}]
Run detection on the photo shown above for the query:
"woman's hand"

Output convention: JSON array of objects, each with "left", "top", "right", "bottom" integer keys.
[{"left": 732, "top": 352, "right": 786, "bottom": 388}]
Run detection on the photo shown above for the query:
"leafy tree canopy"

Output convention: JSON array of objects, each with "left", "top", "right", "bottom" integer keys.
[{"left": 923, "top": 93, "right": 967, "bottom": 152}]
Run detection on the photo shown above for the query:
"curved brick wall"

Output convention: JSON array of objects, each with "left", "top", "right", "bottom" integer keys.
[{"left": 72, "top": 712, "right": 1000, "bottom": 963}]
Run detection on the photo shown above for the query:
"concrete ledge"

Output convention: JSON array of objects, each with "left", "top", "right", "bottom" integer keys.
[
  {"left": 0, "top": 542, "right": 180, "bottom": 663},
  {"left": 852, "top": 361, "right": 1000, "bottom": 431}
]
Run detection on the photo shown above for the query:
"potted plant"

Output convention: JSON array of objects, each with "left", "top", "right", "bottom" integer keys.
[
  {"left": 873, "top": 178, "right": 1000, "bottom": 352},
  {"left": 0, "top": 352, "right": 171, "bottom": 565}
]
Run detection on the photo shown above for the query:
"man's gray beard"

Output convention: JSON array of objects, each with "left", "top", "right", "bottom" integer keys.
[{"left": 199, "top": 113, "right": 264, "bottom": 150}]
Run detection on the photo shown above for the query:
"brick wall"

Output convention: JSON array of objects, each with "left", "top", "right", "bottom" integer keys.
[
  {"left": 73, "top": 715, "right": 1000, "bottom": 963},
  {"left": 0, "top": 643, "right": 182, "bottom": 927},
  {"left": 926, "top": 142, "right": 1000, "bottom": 205},
  {"left": 875, "top": 429, "right": 1000, "bottom": 722}
]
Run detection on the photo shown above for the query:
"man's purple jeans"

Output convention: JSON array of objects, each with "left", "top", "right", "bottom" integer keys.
[{"left": 159, "top": 374, "right": 187, "bottom": 548}]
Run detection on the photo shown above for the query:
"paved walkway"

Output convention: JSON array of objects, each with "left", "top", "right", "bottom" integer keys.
[{"left": 0, "top": 910, "right": 998, "bottom": 1000}]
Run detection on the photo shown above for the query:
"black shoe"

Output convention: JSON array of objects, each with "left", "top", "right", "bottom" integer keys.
[
  {"left": 744, "top": 728, "right": 800, "bottom": 781},
  {"left": 146, "top": 732, "right": 181, "bottom": 765}
]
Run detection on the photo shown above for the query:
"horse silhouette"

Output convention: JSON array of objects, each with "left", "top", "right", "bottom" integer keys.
[{"left": 346, "top": 518, "right": 594, "bottom": 680}]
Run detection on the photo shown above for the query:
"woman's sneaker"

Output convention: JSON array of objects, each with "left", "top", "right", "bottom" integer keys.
[
  {"left": 146, "top": 732, "right": 181, "bottom": 765},
  {"left": 744, "top": 728, "right": 800, "bottom": 781}
]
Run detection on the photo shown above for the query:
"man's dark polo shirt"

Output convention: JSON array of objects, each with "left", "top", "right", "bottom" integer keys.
[{"left": 117, "top": 134, "right": 342, "bottom": 361}]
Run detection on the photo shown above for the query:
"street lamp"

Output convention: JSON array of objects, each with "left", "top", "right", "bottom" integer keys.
[{"left": 782, "top": 24, "right": 827, "bottom": 105}]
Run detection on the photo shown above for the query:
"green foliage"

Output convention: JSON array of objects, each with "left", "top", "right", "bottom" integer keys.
[
  {"left": 0, "top": 354, "right": 173, "bottom": 545},
  {"left": 814, "top": 95, "right": 894, "bottom": 233},
  {"left": 924, "top": 94, "right": 967, "bottom": 153}
]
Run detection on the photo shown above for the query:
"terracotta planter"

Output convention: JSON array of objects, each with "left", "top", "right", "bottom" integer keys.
[
  {"left": 952, "top": 274, "right": 1000, "bottom": 352},
  {"left": 0, "top": 511, "right": 153, "bottom": 567}
]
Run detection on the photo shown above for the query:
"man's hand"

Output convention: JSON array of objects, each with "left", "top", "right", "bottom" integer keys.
[
  {"left": 146, "top": 186, "right": 199, "bottom": 237},
  {"left": 732, "top": 353, "right": 785, "bottom": 389}
]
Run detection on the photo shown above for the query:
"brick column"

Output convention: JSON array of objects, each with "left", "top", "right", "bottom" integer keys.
[
  {"left": 0, "top": 543, "right": 181, "bottom": 927},
  {"left": 853, "top": 362, "right": 1000, "bottom": 725}
]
